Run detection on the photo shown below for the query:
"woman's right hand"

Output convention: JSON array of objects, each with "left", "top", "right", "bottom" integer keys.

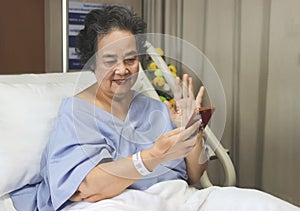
[{"left": 148, "top": 120, "right": 201, "bottom": 163}]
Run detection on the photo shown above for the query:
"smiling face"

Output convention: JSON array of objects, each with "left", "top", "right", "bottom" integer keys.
[{"left": 94, "top": 30, "right": 139, "bottom": 99}]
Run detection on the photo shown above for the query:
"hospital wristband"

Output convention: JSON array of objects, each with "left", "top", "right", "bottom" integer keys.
[{"left": 132, "top": 151, "right": 152, "bottom": 176}]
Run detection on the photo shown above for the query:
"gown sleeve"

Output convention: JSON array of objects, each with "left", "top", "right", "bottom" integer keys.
[{"left": 45, "top": 99, "right": 113, "bottom": 210}]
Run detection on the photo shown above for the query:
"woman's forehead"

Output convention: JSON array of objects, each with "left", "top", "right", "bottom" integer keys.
[{"left": 97, "top": 30, "right": 137, "bottom": 54}]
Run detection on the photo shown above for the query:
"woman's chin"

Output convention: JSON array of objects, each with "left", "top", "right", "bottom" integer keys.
[{"left": 112, "top": 88, "right": 134, "bottom": 99}]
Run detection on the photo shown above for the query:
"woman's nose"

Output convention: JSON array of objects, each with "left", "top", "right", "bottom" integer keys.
[{"left": 114, "top": 61, "right": 129, "bottom": 75}]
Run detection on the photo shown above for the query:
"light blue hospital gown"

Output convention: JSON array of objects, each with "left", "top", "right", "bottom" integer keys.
[{"left": 10, "top": 93, "right": 187, "bottom": 210}]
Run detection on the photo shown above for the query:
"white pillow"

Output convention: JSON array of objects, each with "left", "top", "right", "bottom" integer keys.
[{"left": 0, "top": 72, "right": 96, "bottom": 196}]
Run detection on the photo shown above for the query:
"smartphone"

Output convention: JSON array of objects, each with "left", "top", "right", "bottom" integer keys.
[{"left": 185, "top": 106, "right": 215, "bottom": 130}]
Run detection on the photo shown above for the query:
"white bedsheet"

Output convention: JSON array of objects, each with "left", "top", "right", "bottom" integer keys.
[
  {"left": 0, "top": 194, "right": 16, "bottom": 211},
  {"left": 1, "top": 180, "right": 299, "bottom": 211},
  {"left": 63, "top": 180, "right": 299, "bottom": 211}
]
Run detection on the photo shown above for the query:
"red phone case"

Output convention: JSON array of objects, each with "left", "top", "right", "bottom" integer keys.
[{"left": 185, "top": 106, "right": 215, "bottom": 129}]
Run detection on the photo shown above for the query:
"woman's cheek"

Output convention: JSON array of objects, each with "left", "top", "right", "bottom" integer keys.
[{"left": 95, "top": 67, "right": 113, "bottom": 81}]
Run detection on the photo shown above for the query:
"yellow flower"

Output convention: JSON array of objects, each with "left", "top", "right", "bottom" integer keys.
[
  {"left": 148, "top": 62, "right": 158, "bottom": 71},
  {"left": 152, "top": 76, "right": 165, "bottom": 87},
  {"left": 168, "top": 65, "right": 177, "bottom": 77},
  {"left": 155, "top": 48, "right": 164, "bottom": 56}
]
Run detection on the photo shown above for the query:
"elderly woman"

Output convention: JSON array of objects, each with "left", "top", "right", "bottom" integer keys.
[
  {"left": 69, "top": 5, "right": 207, "bottom": 203},
  {"left": 10, "top": 5, "right": 207, "bottom": 211},
  {"left": 10, "top": 5, "right": 300, "bottom": 211}
]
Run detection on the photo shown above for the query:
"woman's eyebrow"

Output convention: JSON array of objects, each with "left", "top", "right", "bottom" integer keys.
[
  {"left": 124, "top": 50, "right": 137, "bottom": 57},
  {"left": 102, "top": 50, "right": 137, "bottom": 59},
  {"left": 102, "top": 54, "right": 117, "bottom": 59}
]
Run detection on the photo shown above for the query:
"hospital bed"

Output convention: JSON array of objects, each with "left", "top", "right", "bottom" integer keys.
[
  {"left": 0, "top": 42, "right": 236, "bottom": 210},
  {"left": 1, "top": 43, "right": 298, "bottom": 210}
]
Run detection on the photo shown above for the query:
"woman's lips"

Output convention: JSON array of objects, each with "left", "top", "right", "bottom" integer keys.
[{"left": 113, "top": 78, "right": 129, "bottom": 85}]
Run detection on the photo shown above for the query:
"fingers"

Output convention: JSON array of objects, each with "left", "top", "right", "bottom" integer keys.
[
  {"left": 157, "top": 121, "right": 201, "bottom": 161},
  {"left": 165, "top": 120, "right": 200, "bottom": 141},
  {"left": 180, "top": 121, "right": 201, "bottom": 141},
  {"left": 182, "top": 74, "right": 188, "bottom": 99},
  {"left": 196, "top": 86, "right": 205, "bottom": 107},
  {"left": 174, "top": 74, "right": 193, "bottom": 111},
  {"left": 175, "top": 74, "right": 204, "bottom": 98},
  {"left": 172, "top": 74, "right": 206, "bottom": 127},
  {"left": 182, "top": 74, "right": 194, "bottom": 99},
  {"left": 174, "top": 77, "right": 181, "bottom": 100},
  {"left": 188, "top": 77, "right": 195, "bottom": 99},
  {"left": 174, "top": 74, "right": 194, "bottom": 100},
  {"left": 187, "top": 77, "right": 195, "bottom": 112},
  {"left": 164, "top": 127, "right": 183, "bottom": 137}
]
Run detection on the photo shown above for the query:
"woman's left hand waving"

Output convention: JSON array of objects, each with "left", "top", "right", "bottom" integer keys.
[{"left": 164, "top": 74, "right": 205, "bottom": 128}]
